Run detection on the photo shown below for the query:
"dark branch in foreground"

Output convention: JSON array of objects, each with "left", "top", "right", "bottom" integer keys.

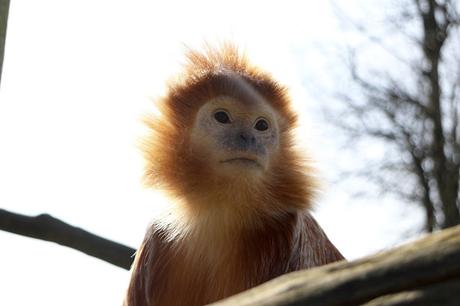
[
  {"left": 212, "top": 225, "right": 460, "bottom": 306},
  {"left": 0, "top": 209, "right": 136, "bottom": 270}
]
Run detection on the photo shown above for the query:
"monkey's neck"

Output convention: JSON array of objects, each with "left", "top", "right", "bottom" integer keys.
[
  {"left": 156, "top": 190, "right": 297, "bottom": 247},
  {"left": 154, "top": 196, "right": 300, "bottom": 260}
]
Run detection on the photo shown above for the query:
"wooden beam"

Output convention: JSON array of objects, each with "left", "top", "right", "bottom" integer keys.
[{"left": 211, "top": 225, "right": 460, "bottom": 306}]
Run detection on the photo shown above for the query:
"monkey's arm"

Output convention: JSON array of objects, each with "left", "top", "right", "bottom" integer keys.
[
  {"left": 302, "top": 212, "right": 345, "bottom": 266},
  {"left": 124, "top": 242, "right": 150, "bottom": 306},
  {"left": 124, "top": 228, "right": 161, "bottom": 306}
]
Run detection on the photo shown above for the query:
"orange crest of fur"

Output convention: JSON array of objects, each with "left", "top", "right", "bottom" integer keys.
[{"left": 142, "top": 43, "right": 317, "bottom": 211}]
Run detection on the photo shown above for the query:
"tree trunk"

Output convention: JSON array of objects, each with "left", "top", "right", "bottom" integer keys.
[{"left": 418, "top": 0, "right": 460, "bottom": 228}]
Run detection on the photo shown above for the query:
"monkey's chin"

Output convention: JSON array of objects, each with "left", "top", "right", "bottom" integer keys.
[{"left": 218, "top": 158, "right": 265, "bottom": 176}]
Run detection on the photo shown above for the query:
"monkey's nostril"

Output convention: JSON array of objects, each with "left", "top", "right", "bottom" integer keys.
[{"left": 240, "top": 134, "right": 247, "bottom": 142}]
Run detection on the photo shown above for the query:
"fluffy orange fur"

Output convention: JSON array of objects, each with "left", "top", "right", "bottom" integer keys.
[{"left": 125, "top": 44, "right": 344, "bottom": 306}]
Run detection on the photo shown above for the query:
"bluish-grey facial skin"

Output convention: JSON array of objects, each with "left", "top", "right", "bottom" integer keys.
[
  {"left": 191, "top": 96, "right": 280, "bottom": 173},
  {"left": 219, "top": 125, "right": 276, "bottom": 159}
]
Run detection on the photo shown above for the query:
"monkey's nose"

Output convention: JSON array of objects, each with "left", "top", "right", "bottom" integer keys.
[
  {"left": 238, "top": 132, "right": 256, "bottom": 144},
  {"left": 235, "top": 131, "right": 257, "bottom": 152}
]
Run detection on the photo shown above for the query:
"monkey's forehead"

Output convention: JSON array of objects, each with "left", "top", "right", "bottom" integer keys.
[
  {"left": 175, "top": 70, "right": 287, "bottom": 110},
  {"left": 204, "top": 95, "right": 277, "bottom": 118},
  {"left": 163, "top": 66, "right": 297, "bottom": 130}
]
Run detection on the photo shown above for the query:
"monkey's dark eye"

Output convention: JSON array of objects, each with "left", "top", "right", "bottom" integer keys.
[
  {"left": 254, "top": 118, "right": 269, "bottom": 131},
  {"left": 214, "top": 111, "right": 231, "bottom": 124}
]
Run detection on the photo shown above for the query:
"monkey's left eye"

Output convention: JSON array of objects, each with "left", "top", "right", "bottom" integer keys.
[
  {"left": 214, "top": 111, "right": 231, "bottom": 124},
  {"left": 254, "top": 118, "right": 269, "bottom": 131}
]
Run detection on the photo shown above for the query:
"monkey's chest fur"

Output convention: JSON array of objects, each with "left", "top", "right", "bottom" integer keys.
[{"left": 126, "top": 211, "right": 341, "bottom": 306}]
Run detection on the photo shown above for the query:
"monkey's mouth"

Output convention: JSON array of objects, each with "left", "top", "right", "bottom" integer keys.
[{"left": 221, "top": 158, "right": 261, "bottom": 168}]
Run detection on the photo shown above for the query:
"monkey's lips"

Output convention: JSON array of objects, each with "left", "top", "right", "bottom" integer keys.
[{"left": 220, "top": 157, "right": 261, "bottom": 168}]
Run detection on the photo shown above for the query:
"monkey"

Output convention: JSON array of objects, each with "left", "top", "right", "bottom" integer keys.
[{"left": 124, "top": 43, "right": 344, "bottom": 306}]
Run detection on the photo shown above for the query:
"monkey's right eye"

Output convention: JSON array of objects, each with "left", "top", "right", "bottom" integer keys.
[{"left": 214, "top": 111, "right": 231, "bottom": 124}]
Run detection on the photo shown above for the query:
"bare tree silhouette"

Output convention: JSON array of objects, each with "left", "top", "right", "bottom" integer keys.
[{"left": 331, "top": 0, "right": 460, "bottom": 232}]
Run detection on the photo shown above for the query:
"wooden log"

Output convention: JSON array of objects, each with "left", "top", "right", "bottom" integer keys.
[
  {"left": 363, "top": 278, "right": 460, "bottom": 306},
  {"left": 211, "top": 225, "right": 460, "bottom": 306}
]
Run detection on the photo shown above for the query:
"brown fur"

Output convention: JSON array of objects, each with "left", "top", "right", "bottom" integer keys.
[{"left": 125, "top": 44, "right": 344, "bottom": 306}]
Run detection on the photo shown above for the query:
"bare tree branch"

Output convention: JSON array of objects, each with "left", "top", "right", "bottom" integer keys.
[
  {"left": 330, "top": 0, "right": 460, "bottom": 231},
  {"left": 330, "top": 0, "right": 422, "bottom": 72},
  {"left": 0, "top": 208, "right": 136, "bottom": 270}
]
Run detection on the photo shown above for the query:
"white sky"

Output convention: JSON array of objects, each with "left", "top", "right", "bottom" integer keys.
[{"left": 0, "top": 1, "right": 423, "bottom": 305}]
